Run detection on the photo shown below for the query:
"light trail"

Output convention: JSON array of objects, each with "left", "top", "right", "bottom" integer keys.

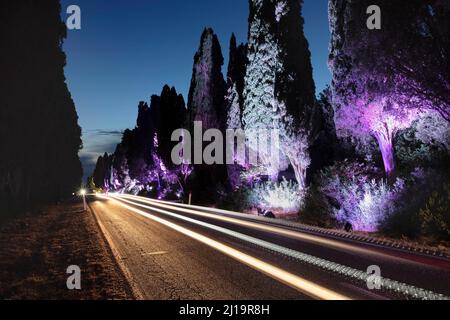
[
  {"left": 126, "top": 194, "right": 450, "bottom": 270},
  {"left": 97, "top": 194, "right": 349, "bottom": 300},
  {"left": 116, "top": 194, "right": 400, "bottom": 262},
  {"left": 102, "top": 194, "right": 448, "bottom": 300}
]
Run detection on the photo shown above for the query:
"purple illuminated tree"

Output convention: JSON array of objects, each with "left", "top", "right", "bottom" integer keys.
[
  {"left": 329, "top": 0, "right": 429, "bottom": 176},
  {"left": 333, "top": 97, "right": 417, "bottom": 176},
  {"left": 380, "top": 1, "right": 450, "bottom": 121}
]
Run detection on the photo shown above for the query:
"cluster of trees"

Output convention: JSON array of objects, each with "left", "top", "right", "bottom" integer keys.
[
  {"left": 91, "top": 86, "right": 189, "bottom": 199},
  {"left": 0, "top": 0, "right": 83, "bottom": 215},
  {"left": 303, "top": 0, "right": 450, "bottom": 235},
  {"left": 91, "top": 0, "right": 318, "bottom": 204},
  {"left": 92, "top": 0, "right": 448, "bottom": 237}
]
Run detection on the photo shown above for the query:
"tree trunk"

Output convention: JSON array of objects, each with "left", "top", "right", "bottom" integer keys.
[
  {"left": 268, "top": 171, "right": 279, "bottom": 183},
  {"left": 375, "top": 131, "right": 396, "bottom": 177},
  {"left": 289, "top": 160, "right": 306, "bottom": 191}
]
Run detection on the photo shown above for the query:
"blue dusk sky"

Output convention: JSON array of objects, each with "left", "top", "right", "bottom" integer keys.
[{"left": 60, "top": 0, "right": 331, "bottom": 179}]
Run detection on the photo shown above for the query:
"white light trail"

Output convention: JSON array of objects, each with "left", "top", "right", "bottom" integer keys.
[
  {"left": 98, "top": 194, "right": 349, "bottom": 300},
  {"left": 106, "top": 194, "right": 449, "bottom": 300},
  {"left": 117, "top": 194, "right": 399, "bottom": 261}
]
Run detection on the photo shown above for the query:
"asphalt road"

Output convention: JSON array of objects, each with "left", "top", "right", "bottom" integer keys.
[{"left": 89, "top": 194, "right": 450, "bottom": 300}]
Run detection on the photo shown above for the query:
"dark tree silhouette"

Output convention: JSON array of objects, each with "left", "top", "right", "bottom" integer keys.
[
  {"left": 91, "top": 85, "right": 188, "bottom": 194},
  {"left": 186, "top": 28, "right": 228, "bottom": 203},
  {"left": 156, "top": 86, "right": 187, "bottom": 169},
  {"left": 225, "top": 34, "right": 248, "bottom": 189},
  {"left": 309, "top": 87, "right": 339, "bottom": 175},
  {"left": 0, "top": 0, "right": 82, "bottom": 215},
  {"left": 93, "top": 153, "right": 112, "bottom": 190},
  {"left": 226, "top": 33, "right": 247, "bottom": 116}
]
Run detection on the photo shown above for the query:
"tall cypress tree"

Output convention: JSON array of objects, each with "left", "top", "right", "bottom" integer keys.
[
  {"left": 187, "top": 28, "right": 226, "bottom": 130},
  {"left": 226, "top": 33, "right": 247, "bottom": 119},
  {"left": 186, "top": 28, "right": 227, "bottom": 203},
  {"left": 243, "top": 0, "right": 317, "bottom": 187},
  {"left": 225, "top": 34, "right": 248, "bottom": 188},
  {"left": 157, "top": 86, "right": 187, "bottom": 169},
  {"left": 0, "top": 0, "right": 82, "bottom": 214}
]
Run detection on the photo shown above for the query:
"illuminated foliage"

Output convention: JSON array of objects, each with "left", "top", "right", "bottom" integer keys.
[
  {"left": 243, "top": 0, "right": 316, "bottom": 187},
  {"left": 414, "top": 112, "right": 450, "bottom": 153},
  {"left": 329, "top": 0, "right": 449, "bottom": 176},
  {"left": 250, "top": 178, "right": 305, "bottom": 214},
  {"left": 419, "top": 183, "right": 450, "bottom": 241},
  {"left": 318, "top": 161, "right": 404, "bottom": 232}
]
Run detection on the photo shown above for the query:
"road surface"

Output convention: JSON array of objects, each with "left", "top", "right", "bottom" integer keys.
[{"left": 89, "top": 194, "right": 450, "bottom": 300}]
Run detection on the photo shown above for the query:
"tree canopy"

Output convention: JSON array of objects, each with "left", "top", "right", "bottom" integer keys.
[{"left": 0, "top": 0, "right": 82, "bottom": 214}]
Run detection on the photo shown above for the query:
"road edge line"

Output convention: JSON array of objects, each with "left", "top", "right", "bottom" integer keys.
[{"left": 88, "top": 201, "right": 146, "bottom": 300}]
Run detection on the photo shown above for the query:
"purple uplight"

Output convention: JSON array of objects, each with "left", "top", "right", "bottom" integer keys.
[{"left": 335, "top": 97, "right": 420, "bottom": 176}]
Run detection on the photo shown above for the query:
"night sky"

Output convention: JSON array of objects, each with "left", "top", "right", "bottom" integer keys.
[{"left": 60, "top": 0, "right": 331, "bottom": 180}]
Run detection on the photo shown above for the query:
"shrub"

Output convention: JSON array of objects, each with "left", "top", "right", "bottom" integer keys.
[
  {"left": 217, "top": 187, "right": 254, "bottom": 212},
  {"left": 419, "top": 183, "right": 450, "bottom": 241},
  {"left": 301, "top": 186, "right": 335, "bottom": 228},
  {"left": 379, "top": 205, "right": 422, "bottom": 239},
  {"left": 395, "top": 113, "right": 450, "bottom": 170},
  {"left": 317, "top": 160, "right": 403, "bottom": 232},
  {"left": 381, "top": 168, "right": 450, "bottom": 241},
  {"left": 395, "top": 129, "right": 448, "bottom": 169},
  {"left": 250, "top": 178, "right": 305, "bottom": 214}
]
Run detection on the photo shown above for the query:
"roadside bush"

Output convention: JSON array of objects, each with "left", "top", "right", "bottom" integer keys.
[
  {"left": 419, "top": 183, "right": 450, "bottom": 241},
  {"left": 217, "top": 187, "right": 254, "bottom": 212},
  {"left": 250, "top": 178, "right": 305, "bottom": 214},
  {"left": 317, "top": 160, "right": 404, "bottom": 232},
  {"left": 395, "top": 113, "right": 450, "bottom": 170},
  {"left": 301, "top": 187, "right": 335, "bottom": 228},
  {"left": 381, "top": 168, "right": 450, "bottom": 241}
]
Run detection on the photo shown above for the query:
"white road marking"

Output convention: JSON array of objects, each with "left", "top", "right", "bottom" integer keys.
[{"left": 143, "top": 251, "right": 169, "bottom": 256}]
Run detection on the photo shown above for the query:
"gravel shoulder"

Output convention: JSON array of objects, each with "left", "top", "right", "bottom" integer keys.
[{"left": 0, "top": 200, "right": 134, "bottom": 300}]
